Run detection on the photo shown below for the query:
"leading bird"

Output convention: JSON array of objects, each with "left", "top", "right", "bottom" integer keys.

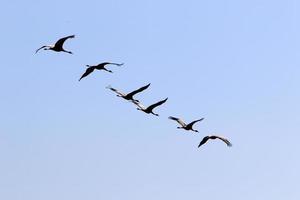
[{"left": 36, "top": 35, "right": 75, "bottom": 54}]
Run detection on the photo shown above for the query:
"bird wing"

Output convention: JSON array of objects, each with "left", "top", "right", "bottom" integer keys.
[
  {"left": 126, "top": 83, "right": 151, "bottom": 99},
  {"left": 132, "top": 100, "right": 146, "bottom": 110},
  {"left": 215, "top": 136, "right": 232, "bottom": 147},
  {"left": 97, "top": 62, "right": 110, "bottom": 67},
  {"left": 106, "top": 86, "right": 126, "bottom": 96},
  {"left": 146, "top": 98, "right": 168, "bottom": 111},
  {"left": 98, "top": 62, "right": 124, "bottom": 67},
  {"left": 35, "top": 45, "right": 49, "bottom": 54},
  {"left": 198, "top": 136, "right": 210, "bottom": 147},
  {"left": 79, "top": 67, "right": 95, "bottom": 81},
  {"left": 168, "top": 116, "right": 186, "bottom": 127},
  {"left": 54, "top": 35, "right": 75, "bottom": 48},
  {"left": 109, "top": 62, "right": 124, "bottom": 66},
  {"left": 186, "top": 118, "right": 204, "bottom": 129}
]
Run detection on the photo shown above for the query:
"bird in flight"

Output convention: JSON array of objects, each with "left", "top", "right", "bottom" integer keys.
[
  {"left": 168, "top": 116, "right": 204, "bottom": 133},
  {"left": 106, "top": 83, "right": 151, "bottom": 103},
  {"left": 35, "top": 35, "right": 75, "bottom": 54},
  {"left": 79, "top": 62, "right": 124, "bottom": 81},
  {"left": 198, "top": 135, "right": 232, "bottom": 148},
  {"left": 133, "top": 98, "right": 168, "bottom": 116}
]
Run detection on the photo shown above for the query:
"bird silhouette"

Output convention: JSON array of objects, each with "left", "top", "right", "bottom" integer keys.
[
  {"left": 106, "top": 83, "right": 150, "bottom": 103},
  {"left": 35, "top": 35, "right": 75, "bottom": 54},
  {"left": 79, "top": 62, "right": 124, "bottom": 81},
  {"left": 198, "top": 135, "right": 232, "bottom": 147},
  {"left": 133, "top": 98, "right": 168, "bottom": 116},
  {"left": 168, "top": 116, "right": 204, "bottom": 133}
]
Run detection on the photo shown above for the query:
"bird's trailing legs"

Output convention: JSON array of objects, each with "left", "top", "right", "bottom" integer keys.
[
  {"left": 64, "top": 50, "right": 73, "bottom": 54},
  {"left": 152, "top": 112, "right": 159, "bottom": 116},
  {"left": 103, "top": 68, "right": 113, "bottom": 73}
]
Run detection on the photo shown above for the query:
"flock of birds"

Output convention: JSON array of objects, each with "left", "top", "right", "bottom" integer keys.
[{"left": 36, "top": 35, "right": 232, "bottom": 148}]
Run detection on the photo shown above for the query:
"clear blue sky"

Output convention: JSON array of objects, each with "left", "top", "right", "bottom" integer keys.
[{"left": 1, "top": 0, "right": 300, "bottom": 199}]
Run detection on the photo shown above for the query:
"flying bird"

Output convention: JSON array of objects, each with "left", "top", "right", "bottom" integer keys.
[
  {"left": 35, "top": 35, "right": 75, "bottom": 54},
  {"left": 79, "top": 62, "right": 124, "bottom": 81},
  {"left": 106, "top": 83, "right": 150, "bottom": 103},
  {"left": 168, "top": 116, "right": 204, "bottom": 133},
  {"left": 198, "top": 135, "right": 232, "bottom": 148},
  {"left": 133, "top": 98, "right": 168, "bottom": 116}
]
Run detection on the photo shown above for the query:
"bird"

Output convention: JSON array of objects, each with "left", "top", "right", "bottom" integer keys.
[
  {"left": 168, "top": 116, "right": 204, "bottom": 133},
  {"left": 198, "top": 135, "right": 232, "bottom": 147},
  {"left": 35, "top": 35, "right": 75, "bottom": 54},
  {"left": 78, "top": 62, "right": 124, "bottom": 81},
  {"left": 133, "top": 98, "right": 168, "bottom": 116},
  {"left": 106, "top": 83, "right": 151, "bottom": 103}
]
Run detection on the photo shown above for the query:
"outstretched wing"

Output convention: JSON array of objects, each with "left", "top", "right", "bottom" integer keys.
[
  {"left": 147, "top": 98, "right": 168, "bottom": 112},
  {"left": 79, "top": 67, "right": 95, "bottom": 81},
  {"left": 54, "top": 35, "right": 75, "bottom": 49},
  {"left": 98, "top": 62, "right": 124, "bottom": 67},
  {"left": 168, "top": 116, "right": 186, "bottom": 127},
  {"left": 186, "top": 118, "right": 204, "bottom": 129},
  {"left": 106, "top": 85, "right": 126, "bottom": 96},
  {"left": 132, "top": 100, "right": 146, "bottom": 110},
  {"left": 108, "top": 62, "right": 124, "bottom": 66},
  {"left": 126, "top": 83, "right": 151, "bottom": 99},
  {"left": 198, "top": 136, "right": 210, "bottom": 147},
  {"left": 215, "top": 136, "right": 232, "bottom": 147},
  {"left": 35, "top": 45, "right": 49, "bottom": 54}
]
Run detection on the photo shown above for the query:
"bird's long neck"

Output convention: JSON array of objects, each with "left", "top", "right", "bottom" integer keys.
[{"left": 44, "top": 46, "right": 52, "bottom": 50}]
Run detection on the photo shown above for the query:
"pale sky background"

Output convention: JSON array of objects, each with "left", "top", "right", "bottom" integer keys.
[{"left": 1, "top": 0, "right": 300, "bottom": 199}]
